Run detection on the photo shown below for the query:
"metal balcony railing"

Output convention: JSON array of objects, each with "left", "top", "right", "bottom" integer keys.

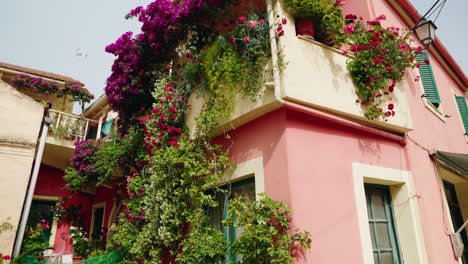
[{"left": 47, "top": 109, "right": 98, "bottom": 141}]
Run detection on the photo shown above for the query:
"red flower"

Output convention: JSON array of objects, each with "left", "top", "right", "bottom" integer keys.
[
  {"left": 38, "top": 256, "right": 43, "bottom": 260},
  {"left": 345, "top": 14, "right": 357, "bottom": 20},
  {"left": 367, "top": 20, "right": 381, "bottom": 26},
  {"left": 388, "top": 86, "right": 394, "bottom": 92},
  {"left": 3, "top": 255, "right": 11, "bottom": 260},
  {"left": 388, "top": 34, "right": 395, "bottom": 39},
  {"left": 369, "top": 76, "right": 376, "bottom": 80},
  {"left": 386, "top": 66, "right": 393, "bottom": 72},
  {"left": 169, "top": 107, "right": 176, "bottom": 113},
  {"left": 278, "top": 30, "right": 285, "bottom": 37},
  {"left": 342, "top": 51, "right": 348, "bottom": 56},
  {"left": 228, "top": 35, "right": 236, "bottom": 44},
  {"left": 375, "top": 14, "right": 386, "bottom": 20},
  {"left": 282, "top": 18, "right": 287, "bottom": 25},
  {"left": 371, "top": 35, "right": 383, "bottom": 42},
  {"left": 246, "top": 20, "right": 257, "bottom": 28},
  {"left": 243, "top": 36, "right": 250, "bottom": 43},
  {"left": 28, "top": 231, "right": 33, "bottom": 235},
  {"left": 424, "top": 59, "right": 430, "bottom": 64},
  {"left": 185, "top": 53, "right": 192, "bottom": 59},
  {"left": 41, "top": 219, "right": 46, "bottom": 223},
  {"left": 416, "top": 63, "right": 421, "bottom": 68},
  {"left": 237, "top": 16, "right": 247, "bottom": 24},
  {"left": 259, "top": 19, "right": 265, "bottom": 24},
  {"left": 373, "top": 58, "right": 383, "bottom": 64},
  {"left": 169, "top": 115, "right": 177, "bottom": 119},
  {"left": 368, "top": 41, "right": 379, "bottom": 46},
  {"left": 357, "top": 45, "right": 367, "bottom": 51},
  {"left": 166, "top": 94, "right": 172, "bottom": 100},
  {"left": 152, "top": 108, "right": 159, "bottom": 114},
  {"left": 139, "top": 120, "right": 146, "bottom": 125},
  {"left": 388, "top": 103, "right": 394, "bottom": 110}
]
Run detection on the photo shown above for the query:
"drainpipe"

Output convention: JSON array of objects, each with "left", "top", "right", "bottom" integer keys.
[
  {"left": 266, "top": 0, "right": 285, "bottom": 105},
  {"left": 13, "top": 117, "right": 53, "bottom": 257}
]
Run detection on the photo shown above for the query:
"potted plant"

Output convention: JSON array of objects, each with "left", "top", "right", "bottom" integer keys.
[
  {"left": 282, "top": 0, "right": 344, "bottom": 45},
  {"left": 70, "top": 226, "right": 89, "bottom": 261}
]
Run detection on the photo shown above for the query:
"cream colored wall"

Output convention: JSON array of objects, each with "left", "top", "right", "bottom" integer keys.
[
  {"left": 185, "top": 86, "right": 281, "bottom": 137},
  {"left": 0, "top": 81, "right": 43, "bottom": 255},
  {"left": 276, "top": 9, "right": 412, "bottom": 132}
]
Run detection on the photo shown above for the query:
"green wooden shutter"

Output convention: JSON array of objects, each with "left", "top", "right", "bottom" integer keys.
[
  {"left": 416, "top": 51, "right": 441, "bottom": 106},
  {"left": 455, "top": 96, "right": 468, "bottom": 134}
]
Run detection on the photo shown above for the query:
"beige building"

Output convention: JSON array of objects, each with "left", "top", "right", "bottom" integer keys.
[{"left": 0, "top": 62, "right": 96, "bottom": 256}]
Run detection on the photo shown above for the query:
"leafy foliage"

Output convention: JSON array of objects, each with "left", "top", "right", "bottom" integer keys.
[
  {"left": 11, "top": 221, "right": 53, "bottom": 264},
  {"left": 341, "top": 15, "right": 421, "bottom": 120},
  {"left": 227, "top": 194, "right": 311, "bottom": 264},
  {"left": 282, "top": 0, "right": 344, "bottom": 45},
  {"left": 12, "top": 74, "right": 94, "bottom": 107}
]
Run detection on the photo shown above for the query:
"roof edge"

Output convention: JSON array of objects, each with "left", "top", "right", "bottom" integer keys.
[{"left": 389, "top": 0, "right": 468, "bottom": 89}]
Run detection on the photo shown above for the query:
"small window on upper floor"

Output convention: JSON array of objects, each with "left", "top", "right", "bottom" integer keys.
[
  {"left": 416, "top": 51, "right": 441, "bottom": 108},
  {"left": 454, "top": 95, "right": 468, "bottom": 136}
]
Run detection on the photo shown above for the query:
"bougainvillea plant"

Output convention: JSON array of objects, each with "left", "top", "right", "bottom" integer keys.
[
  {"left": 64, "top": 139, "right": 98, "bottom": 191},
  {"left": 341, "top": 14, "right": 422, "bottom": 120},
  {"left": 12, "top": 74, "right": 94, "bottom": 107}
]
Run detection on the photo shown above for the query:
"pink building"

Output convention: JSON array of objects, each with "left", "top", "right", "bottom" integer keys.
[{"left": 10, "top": 0, "right": 468, "bottom": 263}]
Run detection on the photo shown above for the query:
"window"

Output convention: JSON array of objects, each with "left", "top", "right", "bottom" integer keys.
[
  {"left": 90, "top": 204, "right": 105, "bottom": 241},
  {"left": 443, "top": 181, "right": 468, "bottom": 263},
  {"left": 26, "top": 200, "right": 56, "bottom": 243},
  {"left": 416, "top": 51, "right": 441, "bottom": 108},
  {"left": 365, "top": 184, "right": 401, "bottom": 264},
  {"left": 455, "top": 95, "right": 468, "bottom": 136},
  {"left": 205, "top": 177, "right": 255, "bottom": 263}
]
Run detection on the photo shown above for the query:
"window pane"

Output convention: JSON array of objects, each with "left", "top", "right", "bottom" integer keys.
[
  {"left": 371, "top": 193, "right": 386, "bottom": 219},
  {"left": 26, "top": 200, "right": 55, "bottom": 243},
  {"left": 374, "top": 253, "right": 379, "bottom": 264},
  {"left": 380, "top": 252, "right": 394, "bottom": 264},
  {"left": 369, "top": 223, "right": 377, "bottom": 249},
  {"left": 92, "top": 207, "right": 104, "bottom": 240},
  {"left": 366, "top": 193, "right": 372, "bottom": 218},
  {"left": 376, "top": 223, "right": 391, "bottom": 248}
]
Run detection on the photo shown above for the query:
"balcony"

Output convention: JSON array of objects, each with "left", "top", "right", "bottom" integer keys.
[
  {"left": 42, "top": 109, "right": 98, "bottom": 169},
  {"left": 186, "top": 16, "right": 413, "bottom": 135}
]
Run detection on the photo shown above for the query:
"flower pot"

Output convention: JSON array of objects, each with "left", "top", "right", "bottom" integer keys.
[
  {"left": 295, "top": 18, "right": 314, "bottom": 38},
  {"left": 73, "top": 256, "right": 84, "bottom": 262}
]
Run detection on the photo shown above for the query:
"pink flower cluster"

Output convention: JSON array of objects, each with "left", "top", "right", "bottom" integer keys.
[{"left": 105, "top": 0, "right": 213, "bottom": 120}]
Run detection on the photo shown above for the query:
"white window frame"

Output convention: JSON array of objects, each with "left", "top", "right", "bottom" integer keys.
[
  {"left": 436, "top": 162, "right": 467, "bottom": 264},
  {"left": 221, "top": 156, "right": 265, "bottom": 200},
  {"left": 352, "top": 163, "right": 428, "bottom": 264}
]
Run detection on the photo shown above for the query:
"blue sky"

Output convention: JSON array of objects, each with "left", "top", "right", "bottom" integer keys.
[{"left": 1, "top": 0, "right": 467, "bottom": 113}]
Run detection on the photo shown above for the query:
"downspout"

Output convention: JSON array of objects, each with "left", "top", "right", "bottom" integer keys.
[
  {"left": 267, "top": 0, "right": 285, "bottom": 105},
  {"left": 13, "top": 117, "right": 53, "bottom": 257}
]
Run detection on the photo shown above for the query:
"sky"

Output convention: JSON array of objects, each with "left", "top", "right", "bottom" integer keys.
[{"left": 1, "top": 0, "right": 467, "bottom": 114}]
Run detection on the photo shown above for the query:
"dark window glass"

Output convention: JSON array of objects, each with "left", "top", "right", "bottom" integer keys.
[{"left": 91, "top": 207, "right": 105, "bottom": 240}]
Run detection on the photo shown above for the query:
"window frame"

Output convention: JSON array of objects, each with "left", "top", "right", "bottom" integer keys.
[
  {"left": 365, "top": 184, "right": 402, "bottom": 264},
  {"left": 30, "top": 195, "right": 60, "bottom": 247},
  {"left": 453, "top": 94, "right": 468, "bottom": 140},
  {"left": 352, "top": 163, "right": 428, "bottom": 264}
]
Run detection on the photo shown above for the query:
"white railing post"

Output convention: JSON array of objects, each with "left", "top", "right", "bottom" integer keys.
[
  {"left": 83, "top": 120, "right": 90, "bottom": 141},
  {"left": 55, "top": 112, "right": 61, "bottom": 129}
]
